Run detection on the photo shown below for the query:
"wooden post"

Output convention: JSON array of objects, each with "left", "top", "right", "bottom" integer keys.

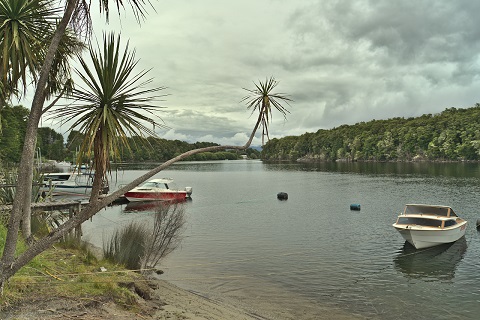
[
  {"left": 74, "top": 201, "right": 82, "bottom": 240},
  {"left": 68, "top": 207, "right": 74, "bottom": 239}
]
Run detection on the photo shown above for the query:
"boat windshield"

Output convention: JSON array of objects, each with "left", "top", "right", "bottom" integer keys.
[
  {"left": 141, "top": 182, "right": 168, "bottom": 189},
  {"left": 404, "top": 205, "right": 457, "bottom": 217},
  {"left": 396, "top": 217, "right": 444, "bottom": 227}
]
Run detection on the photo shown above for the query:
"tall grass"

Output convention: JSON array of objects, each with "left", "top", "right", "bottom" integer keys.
[
  {"left": 104, "top": 222, "right": 147, "bottom": 270},
  {"left": 104, "top": 202, "right": 186, "bottom": 271}
]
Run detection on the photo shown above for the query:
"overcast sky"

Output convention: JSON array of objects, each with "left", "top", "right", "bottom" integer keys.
[{"left": 39, "top": 0, "right": 480, "bottom": 146}]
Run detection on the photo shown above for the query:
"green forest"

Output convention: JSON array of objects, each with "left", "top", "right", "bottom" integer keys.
[
  {"left": 0, "top": 105, "right": 260, "bottom": 165},
  {"left": 4, "top": 104, "right": 480, "bottom": 164},
  {"left": 262, "top": 105, "right": 480, "bottom": 162}
]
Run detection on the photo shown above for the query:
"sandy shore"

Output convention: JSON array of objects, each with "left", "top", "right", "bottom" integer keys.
[
  {"left": 0, "top": 278, "right": 261, "bottom": 320},
  {"left": 2, "top": 276, "right": 367, "bottom": 319},
  {"left": 152, "top": 279, "right": 263, "bottom": 320},
  {"left": 153, "top": 280, "right": 366, "bottom": 320}
]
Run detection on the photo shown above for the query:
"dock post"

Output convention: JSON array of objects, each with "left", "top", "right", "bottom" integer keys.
[{"left": 74, "top": 200, "right": 82, "bottom": 239}]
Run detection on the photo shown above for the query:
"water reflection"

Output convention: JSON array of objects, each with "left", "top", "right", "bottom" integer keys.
[
  {"left": 393, "top": 237, "right": 467, "bottom": 281},
  {"left": 264, "top": 161, "right": 480, "bottom": 178},
  {"left": 124, "top": 201, "right": 162, "bottom": 212}
]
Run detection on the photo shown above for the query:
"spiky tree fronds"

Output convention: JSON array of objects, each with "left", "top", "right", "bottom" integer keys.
[
  {"left": 242, "top": 76, "right": 292, "bottom": 145},
  {"left": 0, "top": 0, "right": 83, "bottom": 102},
  {"left": 49, "top": 33, "right": 166, "bottom": 184},
  {"left": 72, "top": 0, "right": 153, "bottom": 33},
  {"left": 0, "top": 0, "right": 59, "bottom": 96}
]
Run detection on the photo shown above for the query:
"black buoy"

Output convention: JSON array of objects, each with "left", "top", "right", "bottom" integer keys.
[
  {"left": 350, "top": 204, "right": 361, "bottom": 211},
  {"left": 277, "top": 192, "right": 288, "bottom": 200},
  {"left": 476, "top": 218, "right": 480, "bottom": 229}
]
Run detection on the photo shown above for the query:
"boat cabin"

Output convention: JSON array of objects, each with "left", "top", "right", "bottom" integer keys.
[
  {"left": 140, "top": 181, "right": 170, "bottom": 189},
  {"left": 395, "top": 204, "right": 461, "bottom": 229}
]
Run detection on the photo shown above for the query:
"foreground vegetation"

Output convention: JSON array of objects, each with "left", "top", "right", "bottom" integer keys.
[
  {"left": 262, "top": 106, "right": 480, "bottom": 162},
  {"left": 0, "top": 198, "right": 185, "bottom": 313},
  {"left": 0, "top": 225, "right": 145, "bottom": 312}
]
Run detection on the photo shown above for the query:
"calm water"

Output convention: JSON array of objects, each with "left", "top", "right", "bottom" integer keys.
[{"left": 82, "top": 161, "right": 480, "bottom": 319}]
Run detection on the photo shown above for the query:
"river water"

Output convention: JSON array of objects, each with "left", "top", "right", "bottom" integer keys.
[{"left": 82, "top": 160, "right": 480, "bottom": 319}]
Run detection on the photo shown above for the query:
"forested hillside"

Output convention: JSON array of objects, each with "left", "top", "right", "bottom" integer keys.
[
  {"left": 0, "top": 105, "right": 260, "bottom": 165},
  {"left": 262, "top": 106, "right": 480, "bottom": 162}
]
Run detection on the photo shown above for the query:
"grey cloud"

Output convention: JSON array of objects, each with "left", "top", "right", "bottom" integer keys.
[
  {"left": 328, "top": 1, "right": 480, "bottom": 65},
  {"left": 42, "top": 1, "right": 480, "bottom": 146}
]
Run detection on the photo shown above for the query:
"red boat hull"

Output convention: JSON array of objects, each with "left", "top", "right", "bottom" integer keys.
[{"left": 124, "top": 191, "right": 187, "bottom": 202}]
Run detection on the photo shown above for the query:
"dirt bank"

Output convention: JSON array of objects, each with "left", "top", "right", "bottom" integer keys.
[{"left": 0, "top": 278, "right": 261, "bottom": 320}]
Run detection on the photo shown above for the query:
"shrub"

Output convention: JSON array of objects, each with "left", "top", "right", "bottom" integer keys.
[{"left": 104, "top": 202, "right": 186, "bottom": 271}]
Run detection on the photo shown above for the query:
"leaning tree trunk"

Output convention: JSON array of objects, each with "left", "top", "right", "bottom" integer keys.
[{"left": 20, "top": 183, "right": 32, "bottom": 243}]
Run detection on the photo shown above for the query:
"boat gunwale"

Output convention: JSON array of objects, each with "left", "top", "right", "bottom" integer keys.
[
  {"left": 392, "top": 219, "right": 467, "bottom": 231},
  {"left": 396, "top": 213, "right": 461, "bottom": 221},
  {"left": 404, "top": 203, "right": 452, "bottom": 209}
]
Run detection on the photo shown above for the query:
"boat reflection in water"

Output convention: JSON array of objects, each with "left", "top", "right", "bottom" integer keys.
[
  {"left": 393, "top": 236, "right": 467, "bottom": 282},
  {"left": 123, "top": 198, "right": 188, "bottom": 213}
]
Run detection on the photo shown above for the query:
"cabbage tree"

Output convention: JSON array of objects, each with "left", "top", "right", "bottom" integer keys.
[
  {"left": 49, "top": 33, "right": 167, "bottom": 200},
  {"left": 0, "top": 0, "right": 152, "bottom": 291},
  {"left": 242, "top": 76, "right": 292, "bottom": 145}
]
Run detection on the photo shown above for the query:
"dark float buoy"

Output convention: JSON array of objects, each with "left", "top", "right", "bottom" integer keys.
[
  {"left": 476, "top": 219, "right": 480, "bottom": 229},
  {"left": 277, "top": 192, "right": 288, "bottom": 200},
  {"left": 350, "top": 204, "right": 361, "bottom": 211}
]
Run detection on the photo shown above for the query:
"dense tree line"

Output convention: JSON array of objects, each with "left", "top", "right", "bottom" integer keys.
[
  {"left": 0, "top": 105, "right": 260, "bottom": 165},
  {"left": 0, "top": 106, "right": 29, "bottom": 163},
  {"left": 65, "top": 133, "right": 260, "bottom": 162},
  {"left": 262, "top": 106, "right": 480, "bottom": 162}
]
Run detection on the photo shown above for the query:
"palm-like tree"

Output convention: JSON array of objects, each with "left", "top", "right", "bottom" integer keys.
[
  {"left": 0, "top": 0, "right": 57, "bottom": 99},
  {"left": 242, "top": 77, "right": 292, "bottom": 145},
  {"left": 0, "top": 0, "right": 84, "bottom": 102},
  {"left": 49, "top": 33, "right": 167, "bottom": 200},
  {"left": 0, "top": 0, "right": 152, "bottom": 287},
  {"left": 0, "top": 0, "right": 83, "bottom": 242}
]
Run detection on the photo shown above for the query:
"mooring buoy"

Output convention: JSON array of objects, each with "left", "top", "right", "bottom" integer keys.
[
  {"left": 476, "top": 218, "right": 480, "bottom": 229},
  {"left": 277, "top": 192, "right": 288, "bottom": 200},
  {"left": 350, "top": 204, "right": 361, "bottom": 211}
]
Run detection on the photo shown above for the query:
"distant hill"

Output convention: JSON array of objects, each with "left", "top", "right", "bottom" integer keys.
[
  {"left": 249, "top": 145, "right": 263, "bottom": 151},
  {"left": 261, "top": 106, "right": 480, "bottom": 162}
]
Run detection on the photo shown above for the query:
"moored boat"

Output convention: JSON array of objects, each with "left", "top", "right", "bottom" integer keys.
[
  {"left": 392, "top": 204, "right": 467, "bottom": 249},
  {"left": 124, "top": 178, "right": 192, "bottom": 202},
  {"left": 54, "top": 161, "right": 72, "bottom": 169},
  {"left": 40, "top": 172, "right": 94, "bottom": 196}
]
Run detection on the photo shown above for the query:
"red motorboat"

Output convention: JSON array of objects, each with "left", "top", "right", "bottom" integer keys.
[{"left": 124, "top": 178, "right": 192, "bottom": 202}]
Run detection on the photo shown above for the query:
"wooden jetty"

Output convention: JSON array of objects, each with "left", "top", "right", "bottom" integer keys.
[
  {"left": 0, "top": 199, "right": 86, "bottom": 213},
  {"left": 0, "top": 196, "right": 128, "bottom": 213}
]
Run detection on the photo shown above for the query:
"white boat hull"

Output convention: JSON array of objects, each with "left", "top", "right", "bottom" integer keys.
[
  {"left": 40, "top": 184, "right": 92, "bottom": 195},
  {"left": 40, "top": 172, "right": 95, "bottom": 196},
  {"left": 394, "top": 223, "right": 467, "bottom": 249}
]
